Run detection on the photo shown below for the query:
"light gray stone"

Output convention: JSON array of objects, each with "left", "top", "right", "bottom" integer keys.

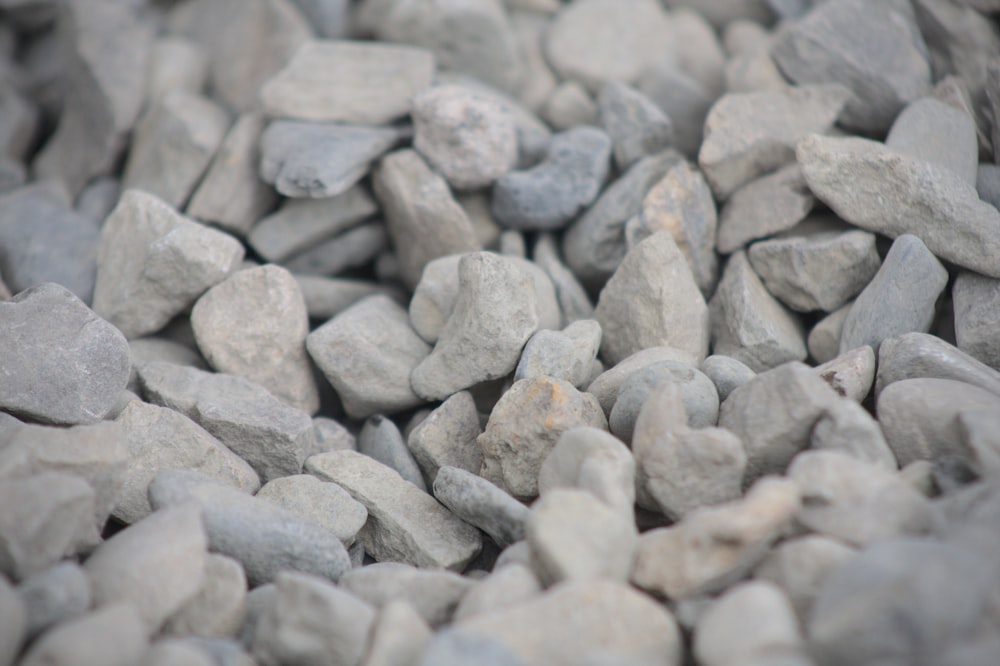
[
  {"left": 514, "top": 320, "right": 601, "bottom": 388},
  {"left": 407, "top": 392, "right": 483, "bottom": 485},
  {"left": 93, "top": 189, "right": 244, "bottom": 340},
  {"left": 810, "top": 398, "right": 898, "bottom": 471},
  {"left": 753, "top": 535, "right": 857, "bottom": 623},
  {"left": 363, "top": 600, "right": 433, "bottom": 666},
  {"left": 340, "top": 562, "right": 474, "bottom": 627},
  {"left": 701, "top": 355, "right": 756, "bottom": 403},
  {"left": 0, "top": 574, "right": 24, "bottom": 665},
  {"left": 163, "top": 553, "right": 247, "bottom": 639},
  {"left": 813, "top": 345, "right": 876, "bottom": 403},
  {"left": 16, "top": 562, "right": 91, "bottom": 641},
  {"left": 127, "top": 337, "right": 206, "bottom": 392},
  {"left": 537, "top": 427, "right": 635, "bottom": 518},
  {"left": 875, "top": 332, "right": 1000, "bottom": 399},
  {"left": 287, "top": 0, "right": 351, "bottom": 38},
  {"left": 295, "top": 276, "right": 395, "bottom": 322},
  {"left": 609, "top": 361, "right": 720, "bottom": 441},
  {"left": 808, "top": 302, "right": 852, "bottom": 364},
  {"left": 585, "top": 346, "right": 701, "bottom": 413},
  {"left": 408, "top": 254, "right": 465, "bottom": 345},
  {"left": 452, "top": 563, "right": 540, "bottom": 622},
  {"left": 141, "top": 640, "right": 216, "bottom": 666},
  {"left": 311, "top": 417, "right": 356, "bottom": 455},
  {"left": 282, "top": 221, "right": 388, "bottom": 277},
  {"left": 953, "top": 271, "right": 1000, "bottom": 371},
  {"left": 18, "top": 603, "right": 148, "bottom": 666},
  {"left": 432, "top": 466, "right": 529, "bottom": 548},
  {"left": 144, "top": 36, "right": 208, "bottom": 102},
  {"left": 716, "top": 165, "right": 814, "bottom": 255},
  {"left": 636, "top": 62, "right": 714, "bottom": 159},
  {"left": 597, "top": 82, "right": 673, "bottom": 171},
  {"left": 255, "top": 475, "right": 367, "bottom": 547},
  {"left": 670, "top": 7, "right": 726, "bottom": 97},
  {"left": 886, "top": 97, "right": 978, "bottom": 187},
  {"left": 531, "top": 233, "right": 594, "bottom": 323},
  {"left": 306, "top": 451, "right": 482, "bottom": 570},
  {"left": 540, "top": 81, "right": 598, "bottom": 131},
  {"left": 360, "top": 416, "right": 427, "bottom": 492},
  {"left": 260, "top": 40, "right": 435, "bottom": 124}
]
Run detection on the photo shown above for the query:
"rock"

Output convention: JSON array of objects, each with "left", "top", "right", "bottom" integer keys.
[
  {"left": 85, "top": 502, "right": 208, "bottom": 632},
  {"left": 808, "top": 302, "right": 852, "bottom": 364},
  {"left": 255, "top": 475, "right": 367, "bottom": 547},
  {"left": 719, "top": 362, "right": 840, "bottom": 484},
  {"left": 953, "top": 271, "right": 1000, "bottom": 370},
  {"left": 491, "top": 126, "right": 611, "bottom": 231},
  {"left": 413, "top": 84, "right": 519, "bottom": 190},
  {"left": 282, "top": 220, "right": 388, "bottom": 277},
  {"left": 407, "top": 392, "right": 484, "bottom": 485},
  {"left": 753, "top": 535, "right": 857, "bottom": 623},
  {"left": 141, "top": 640, "right": 216, "bottom": 666},
  {"left": 628, "top": 161, "right": 718, "bottom": 296},
  {"left": 770, "top": 0, "right": 931, "bottom": 132},
  {"left": 709, "top": 251, "right": 807, "bottom": 373},
  {"left": 359, "top": 416, "right": 427, "bottom": 492},
  {"left": 875, "top": 332, "right": 1000, "bottom": 399},
  {"left": 538, "top": 425, "right": 636, "bottom": 518},
  {"left": 978, "top": 164, "right": 1000, "bottom": 210},
  {"left": 540, "top": 81, "right": 598, "bottom": 131},
  {"left": 885, "top": 97, "right": 978, "bottom": 187},
  {"left": 186, "top": 114, "right": 279, "bottom": 237},
  {"left": 122, "top": 91, "right": 229, "bottom": 209},
  {"left": 163, "top": 553, "right": 247, "bottom": 638},
  {"left": 173, "top": 637, "right": 253, "bottom": 665},
  {"left": 32, "top": 1, "right": 151, "bottom": 196},
  {"left": 363, "top": 600, "right": 432, "bottom": 666},
  {"left": 545, "top": 0, "right": 674, "bottom": 93},
  {"left": 374, "top": 149, "right": 482, "bottom": 289},
  {"left": 670, "top": 7, "right": 726, "bottom": 97},
  {"left": 127, "top": 339, "right": 205, "bottom": 395},
  {"left": 0, "top": 283, "right": 129, "bottom": 424},
  {"left": 609, "top": 361, "right": 720, "bottom": 441},
  {"left": 18, "top": 603, "right": 148, "bottom": 666},
  {"left": 631, "top": 477, "right": 800, "bottom": 600},
  {"left": 700, "top": 355, "right": 756, "bottom": 403},
  {"left": 307, "top": 294, "right": 431, "bottom": 419},
  {"left": 251, "top": 571, "right": 375, "bottom": 666},
  {"left": 296, "top": 276, "right": 395, "bottom": 322},
  {"left": 813, "top": 346, "right": 876, "bottom": 402},
  {"left": 666, "top": 0, "right": 773, "bottom": 27},
  {"left": 92, "top": 190, "right": 244, "bottom": 339},
  {"left": 586, "top": 346, "right": 700, "bottom": 412},
  {"left": 408, "top": 254, "right": 465, "bottom": 345},
  {"left": 716, "top": 165, "right": 814, "bottom": 255},
  {"left": 595, "top": 232, "right": 709, "bottom": 366},
  {"left": 532, "top": 233, "right": 595, "bottom": 324},
  {"left": 838, "top": 234, "right": 948, "bottom": 355},
  {"left": 0, "top": 575, "right": 23, "bottom": 666},
  {"left": 148, "top": 470, "right": 352, "bottom": 586},
  {"left": 311, "top": 417, "right": 356, "bottom": 455},
  {"left": 747, "top": 229, "right": 881, "bottom": 313},
  {"left": 698, "top": 84, "right": 850, "bottom": 199},
  {"left": 144, "top": 36, "right": 208, "bottom": 102},
  {"left": 596, "top": 82, "right": 673, "bottom": 171},
  {"left": 432, "top": 466, "right": 529, "bottom": 548},
  {"left": 477, "top": 377, "right": 608, "bottom": 499},
  {"left": 16, "top": 562, "right": 91, "bottom": 641},
  {"left": 797, "top": 134, "right": 1000, "bottom": 279},
  {"left": 810, "top": 398, "right": 898, "bottom": 470},
  {"left": 636, "top": 62, "right": 714, "bottom": 159},
  {"left": 286, "top": 0, "right": 351, "bottom": 38},
  {"left": 411, "top": 253, "right": 554, "bottom": 400},
  {"left": 113, "top": 400, "right": 260, "bottom": 524},
  {"left": 260, "top": 120, "right": 401, "bottom": 200},
  {"left": 453, "top": 563, "right": 540, "bottom": 622},
  {"left": 0, "top": 85, "right": 37, "bottom": 163},
  {"left": 514, "top": 320, "right": 602, "bottom": 388},
  {"left": 432, "top": 580, "right": 682, "bottom": 666},
  {"left": 137, "top": 362, "right": 314, "bottom": 483},
  {"left": 306, "top": 450, "right": 482, "bottom": 570},
  {"left": 340, "top": 562, "right": 473, "bottom": 626},
  {"left": 260, "top": 40, "right": 435, "bottom": 124},
  {"left": 0, "top": 185, "right": 100, "bottom": 303}
]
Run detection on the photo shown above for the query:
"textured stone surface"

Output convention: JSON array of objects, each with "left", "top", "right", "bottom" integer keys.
[
  {"left": 875, "top": 332, "right": 1000, "bottom": 399},
  {"left": 598, "top": 81, "right": 674, "bottom": 171},
  {"left": 716, "top": 165, "right": 814, "bottom": 254},
  {"left": 407, "top": 392, "right": 484, "bottom": 485},
  {"left": 255, "top": 474, "right": 367, "bottom": 547},
  {"left": 514, "top": 320, "right": 602, "bottom": 389}
]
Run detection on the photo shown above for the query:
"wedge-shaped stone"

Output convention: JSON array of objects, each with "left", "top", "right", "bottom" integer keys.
[{"left": 875, "top": 332, "right": 1000, "bottom": 398}]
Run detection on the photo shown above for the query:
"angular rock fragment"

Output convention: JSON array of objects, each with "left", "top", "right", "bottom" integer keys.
[
  {"left": 433, "top": 466, "right": 529, "bottom": 548},
  {"left": 715, "top": 165, "right": 814, "bottom": 254},
  {"left": 813, "top": 346, "right": 875, "bottom": 403},
  {"left": 514, "top": 320, "right": 601, "bottom": 388},
  {"left": 359, "top": 416, "right": 427, "bottom": 492},
  {"left": 808, "top": 302, "right": 852, "bottom": 364},
  {"left": 810, "top": 398, "right": 897, "bottom": 470},
  {"left": 340, "top": 562, "right": 473, "bottom": 627},
  {"left": 598, "top": 81, "right": 674, "bottom": 170},
  {"left": 952, "top": 272, "right": 1000, "bottom": 370},
  {"left": 885, "top": 96, "right": 978, "bottom": 187},
  {"left": 532, "top": 233, "right": 594, "bottom": 323},
  {"left": 875, "top": 332, "right": 1000, "bottom": 399},
  {"left": 163, "top": 553, "right": 247, "bottom": 638},
  {"left": 256, "top": 474, "right": 366, "bottom": 547},
  {"left": 537, "top": 427, "right": 636, "bottom": 519},
  {"left": 407, "top": 392, "right": 484, "bottom": 485}
]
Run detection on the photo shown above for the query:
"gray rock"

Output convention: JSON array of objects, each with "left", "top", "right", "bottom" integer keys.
[
  {"left": 540, "top": 81, "right": 598, "bottom": 131},
  {"left": 312, "top": 417, "right": 356, "bottom": 454},
  {"left": 753, "top": 535, "right": 857, "bottom": 623},
  {"left": 533, "top": 233, "right": 594, "bottom": 324},
  {"left": 0, "top": 575, "right": 24, "bottom": 665},
  {"left": 432, "top": 466, "right": 529, "bottom": 548},
  {"left": 186, "top": 113, "right": 279, "bottom": 237},
  {"left": 545, "top": 0, "right": 674, "bottom": 93},
  {"left": 507, "top": 9, "right": 559, "bottom": 110},
  {"left": 636, "top": 62, "right": 714, "bottom": 159},
  {"left": 697, "top": 84, "right": 850, "bottom": 200},
  {"left": 491, "top": 126, "right": 611, "bottom": 231},
  {"left": 174, "top": 637, "right": 254, "bottom": 666},
  {"left": 716, "top": 165, "right": 814, "bottom": 255},
  {"left": 360, "top": 416, "right": 427, "bottom": 492},
  {"left": 141, "top": 640, "right": 216, "bottom": 666},
  {"left": 597, "top": 82, "right": 673, "bottom": 171},
  {"left": 260, "top": 120, "right": 400, "bottom": 199},
  {"left": 478, "top": 377, "right": 608, "bottom": 500},
  {"left": 260, "top": 40, "right": 435, "bottom": 124},
  {"left": 0, "top": 85, "right": 37, "bottom": 163},
  {"left": 16, "top": 562, "right": 91, "bottom": 641},
  {"left": 143, "top": 36, "right": 208, "bottom": 103},
  {"left": 407, "top": 392, "right": 484, "bottom": 485},
  {"left": 122, "top": 91, "right": 229, "bottom": 209},
  {"left": 875, "top": 332, "right": 1000, "bottom": 399},
  {"left": 408, "top": 254, "right": 465, "bottom": 345},
  {"left": 670, "top": 7, "right": 726, "bottom": 97},
  {"left": 18, "top": 603, "right": 148, "bottom": 666},
  {"left": 452, "top": 563, "right": 541, "bottom": 622},
  {"left": 771, "top": 0, "right": 931, "bottom": 133},
  {"left": 163, "top": 553, "right": 247, "bottom": 639},
  {"left": 414, "top": 84, "right": 519, "bottom": 190},
  {"left": 307, "top": 294, "right": 431, "bottom": 419},
  {"left": 667, "top": 0, "right": 773, "bottom": 27},
  {"left": 149, "top": 470, "right": 351, "bottom": 585},
  {"left": 610, "top": 361, "right": 720, "bottom": 441},
  {"left": 628, "top": 160, "right": 718, "bottom": 296},
  {"left": 340, "top": 562, "right": 473, "bottom": 627},
  {"left": 953, "top": 271, "right": 1000, "bottom": 370},
  {"left": 282, "top": 220, "right": 388, "bottom": 277},
  {"left": 748, "top": 229, "right": 881, "bottom": 313},
  {"left": 287, "top": 0, "right": 351, "bottom": 38},
  {"left": 127, "top": 337, "right": 206, "bottom": 393},
  {"left": 306, "top": 450, "right": 482, "bottom": 570},
  {"left": 810, "top": 398, "right": 898, "bottom": 471},
  {"left": 0, "top": 185, "right": 100, "bottom": 304},
  {"left": 0, "top": 283, "right": 129, "bottom": 424},
  {"left": 595, "top": 232, "right": 709, "bottom": 366},
  {"left": 977, "top": 163, "right": 1000, "bottom": 210},
  {"left": 254, "top": 475, "right": 367, "bottom": 547},
  {"left": 363, "top": 600, "right": 433, "bottom": 666},
  {"left": 85, "top": 502, "right": 208, "bottom": 632},
  {"left": 0, "top": 158, "right": 25, "bottom": 196},
  {"left": 374, "top": 149, "right": 482, "bottom": 289},
  {"left": 631, "top": 477, "right": 800, "bottom": 600},
  {"left": 113, "top": 400, "right": 260, "bottom": 524},
  {"left": 808, "top": 302, "right": 852, "bottom": 364},
  {"left": 514, "top": 320, "right": 601, "bottom": 388},
  {"left": 838, "top": 234, "right": 948, "bottom": 355},
  {"left": 709, "top": 251, "right": 807, "bottom": 373},
  {"left": 813, "top": 346, "right": 876, "bottom": 402},
  {"left": 701, "top": 355, "right": 756, "bottom": 403},
  {"left": 585, "top": 346, "right": 701, "bottom": 413},
  {"left": 251, "top": 571, "right": 375, "bottom": 666},
  {"left": 137, "top": 362, "right": 314, "bottom": 483},
  {"left": 295, "top": 276, "right": 394, "bottom": 322},
  {"left": 885, "top": 97, "right": 978, "bottom": 187},
  {"left": 719, "top": 362, "right": 840, "bottom": 484},
  {"left": 537, "top": 427, "right": 635, "bottom": 519},
  {"left": 798, "top": 134, "right": 1000, "bottom": 279},
  {"left": 955, "top": 410, "right": 1000, "bottom": 481},
  {"left": 93, "top": 189, "right": 244, "bottom": 339}
]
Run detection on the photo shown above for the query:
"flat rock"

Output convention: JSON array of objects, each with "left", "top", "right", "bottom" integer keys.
[
  {"left": 477, "top": 376, "right": 608, "bottom": 500},
  {"left": 16, "top": 562, "right": 91, "bottom": 641},
  {"left": 813, "top": 345, "right": 876, "bottom": 402},
  {"left": 709, "top": 251, "right": 807, "bottom": 373},
  {"left": 340, "top": 562, "right": 474, "bottom": 627},
  {"left": 598, "top": 81, "right": 674, "bottom": 171},
  {"left": 753, "top": 535, "right": 857, "bottom": 623},
  {"left": 797, "top": 134, "right": 1000, "bottom": 279},
  {"left": 307, "top": 294, "right": 431, "bottom": 419},
  {"left": 514, "top": 320, "right": 602, "bottom": 388},
  {"left": 433, "top": 466, "right": 529, "bottom": 548},
  {"left": 137, "top": 362, "right": 314, "bottom": 483},
  {"left": 0, "top": 283, "right": 129, "bottom": 424},
  {"left": 162, "top": 553, "right": 247, "bottom": 639},
  {"left": 697, "top": 84, "right": 850, "bottom": 199},
  {"left": 149, "top": 470, "right": 352, "bottom": 585},
  {"left": 875, "top": 332, "right": 1000, "bottom": 399},
  {"left": 260, "top": 40, "right": 435, "bottom": 124},
  {"left": 254, "top": 474, "right": 367, "bottom": 547},
  {"left": 359, "top": 416, "right": 427, "bottom": 492},
  {"left": 93, "top": 189, "right": 244, "bottom": 340},
  {"left": 716, "top": 165, "right": 814, "bottom": 254},
  {"left": 537, "top": 427, "right": 635, "bottom": 519},
  {"left": 18, "top": 603, "right": 148, "bottom": 666},
  {"left": 953, "top": 271, "right": 1000, "bottom": 371},
  {"left": 700, "top": 355, "right": 756, "bottom": 403},
  {"left": 364, "top": 601, "right": 432, "bottom": 666},
  {"left": 838, "top": 234, "right": 948, "bottom": 355},
  {"left": 407, "top": 391, "right": 484, "bottom": 485},
  {"left": 306, "top": 450, "right": 482, "bottom": 570},
  {"left": 885, "top": 97, "right": 978, "bottom": 187}
]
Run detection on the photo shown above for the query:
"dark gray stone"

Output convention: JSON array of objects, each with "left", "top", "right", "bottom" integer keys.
[{"left": 433, "top": 466, "right": 529, "bottom": 548}]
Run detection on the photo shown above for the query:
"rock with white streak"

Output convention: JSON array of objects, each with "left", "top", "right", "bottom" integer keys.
[
  {"left": 255, "top": 475, "right": 367, "bottom": 547},
  {"left": 433, "top": 466, "right": 529, "bottom": 548},
  {"left": 407, "top": 392, "right": 484, "bottom": 485},
  {"left": 597, "top": 81, "right": 674, "bottom": 171}
]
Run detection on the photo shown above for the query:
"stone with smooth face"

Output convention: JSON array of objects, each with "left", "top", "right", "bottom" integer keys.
[
  {"left": 953, "top": 272, "right": 1000, "bottom": 371},
  {"left": 255, "top": 475, "right": 367, "bottom": 547},
  {"left": 715, "top": 165, "right": 814, "bottom": 255},
  {"left": 700, "top": 355, "right": 756, "bottom": 403},
  {"left": 537, "top": 427, "right": 635, "bottom": 519},
  {"left": 432, "top": 466, "right": 529, "bottom": 548},
  {"left": 514, "top": 320, "right": 602, "bottom": 389},
  {"left": 810, "top": 398, "right": 898, "bottom": 471},
  {"left": 144, "top": 36, "right": 208, "bottom": 102},
  {"left": 359, "top": 416, "right": 427, "bottom": 492},
  {"left": 163, "top": 553, "right": 247, "bottom": 638},
  {"left": 408, "top": 254, "right": 465, "bottom": 345},
  {"left": 18, "top": 603, "right": 148, "bottom": 666},
  {"left": 808, "top": 302, "right": 852, "bottom": 364},
  {"left": 885, "top": 97, "right": 978, "bottom": 187},
  {"left": 586, "top": 346, "right": 701, "bottom": 413},
  {"left": 407, "top": 392, "right": 484, "bottom": 485},
  {"left": 875, "top": 332, "right": 1000, "bottom": 399},
  {"left": 541, "top": 80, "right": 598, "bottom": 132},
  {"left": 282, "top": 220, "right": 388, "bottom": 277},
  {"left": 609, "top": 361, "right": 720, "bottom": 442},
  {"left": 597, "top": 81, "right": 674, "bottom": 171},
  {"left": 339, "top": 562, "right": 474, "bottom": 627},
  {"left": 260, "top": 40, "right": 435, "bottom": 124}
]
